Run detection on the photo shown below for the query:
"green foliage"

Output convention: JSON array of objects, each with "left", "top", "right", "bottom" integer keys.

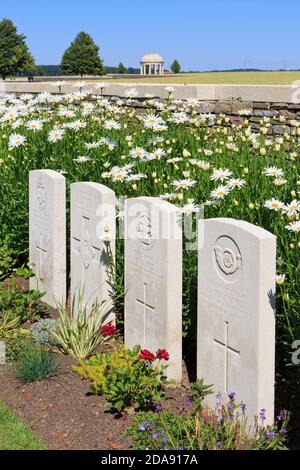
[
  {"left": 125, "top": 397, "right": 289, "bottom": 450},
  {"left": 30, "top": 318, "right": 59, "bottom": 346},
  {"left": 61, "top": 32, "right": 104, "bottom": 76},
  {"left": 5, "top": 330, "right": 30, "bottom": 362},
  {"left": 0, "top": 281, "right": 46, "bottom": 331},
  {"left": 74, "top": 345, "right": 169, "bottom": 412},
  {"left": 13, "top": 344, "right": 58, "bottom": 382},
  {"left": 171, "top": 59, "right": 181, "bottom": 74},
  {"left": 0, "top": 401, "right": 46, "bottom": 450},
  {"left": 189, "top": 379, "right": 214, "bottom": 413},
  {"left": 0, "top": 18, "right": 35, "bottom": 79},
  {"left": 117, "top": 62, "right": 127, "bottom": 74},
  {"left": 52, "top": 287, "right": 113, "bottom": 360}
]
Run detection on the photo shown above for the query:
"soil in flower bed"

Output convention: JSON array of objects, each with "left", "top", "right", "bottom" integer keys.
[{"left": 0, "top": 354, "right": 191, "bottom": 450}]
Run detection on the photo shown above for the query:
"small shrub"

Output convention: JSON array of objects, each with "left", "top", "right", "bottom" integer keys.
[
  {"left": 13, "top": 345, "right": 58, "bottom": 382},
  {"left": 30, "top": 318, "right": 58, "bottom": 346},
  {"left": 5, "top": 331, "right": 30, "bottom": 362},
  {"left": 74, "top": 345, "right": 169, "bottom": 412},
  {"left": 0, "top": 281, "right": 46, "bottom": 326},
  {"left": 52, "top": 287, "right": 113, "bottom": 360}
]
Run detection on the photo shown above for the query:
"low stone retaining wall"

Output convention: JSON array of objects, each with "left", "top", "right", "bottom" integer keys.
[{"left": 1, "top": 81, "right": 300, "bottom": 133}]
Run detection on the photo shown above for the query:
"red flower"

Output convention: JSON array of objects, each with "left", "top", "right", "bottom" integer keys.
[
  {"left": 101, "top": 325, "right": 117, "bottom": 337},
  {"left": 156, "top": 349, "right": 170, "bottom": 361},
  {"left": 139, "top": 349, "right": 156, "bottom": 362}
]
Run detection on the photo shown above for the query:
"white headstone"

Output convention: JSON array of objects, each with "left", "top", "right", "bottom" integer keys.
[
  {"left": 71, "top": 182, "right": 116, "bottom": 318},
  {"left": 125, "top": 197, "right": 182, "bottom": 382},
  {"left": 197, "top": 218, "right": 276, "bottom": 424},
  {"left": 29, "top": 170, "right": 66, "bottom": 308}
]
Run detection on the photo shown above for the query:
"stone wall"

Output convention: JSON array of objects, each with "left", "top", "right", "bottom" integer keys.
[{"left": 1, "top": 81, "right": 300, "bottom": 134}]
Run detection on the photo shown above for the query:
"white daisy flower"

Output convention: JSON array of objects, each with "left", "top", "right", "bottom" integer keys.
[
  {"left": 103, "top": 119, "right": 121, "bottom": 130},
  {"left": 73, "top": 156, "right": 91, "bottom": 163},
  {"left": 227, "top": 178, "right": 246, "bottom": 189},
  {"left": 27, "top": 119, "right": 44, "bottom": 131},
  {"left": 172, "top": 179, "right": 196, "bottom": 191},
  {"left": 285, "top": 221, "right": 300, "bottom": 232},
  {"left": 210, "top": 185, "right": 231, "bottom": 200},
  {"left": 210, "top": 168, "right": 233, "bottom": 182},
  {"left": 124, "top": 88, "right": 138, "bottom": 98},
  {"left": 263, "top": 167, "right": 284, "bottom": 178},
  {"left": 48, "top": 129, "right": 65, "bottom": 142},
  {"left": 129, "top": 147, "right": 147, "bottom": 159},
  {"left": 264, "top": 198, "right": 284, "bottom": 211},
  {"left": 8, "top": 133, "right": 26, "bottom": 148},
  {"left": 282, "top": 200, "right": 300, "bottom": 217}
]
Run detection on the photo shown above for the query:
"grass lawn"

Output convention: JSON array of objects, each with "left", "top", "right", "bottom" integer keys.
[
  {"left": 102, "top": 71, "right": 300, "bottom": 85},
  {"left": 0, "top": 401, "right": 45, "bottom": 450}
]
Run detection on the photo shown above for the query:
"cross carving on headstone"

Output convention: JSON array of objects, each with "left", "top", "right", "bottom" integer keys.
[
  {"left": 136, "top": 283, "right": 155, "bottom": 344},
  {"left": 73, "top": 215, "right": 101, "bottom": 275},
  {"left": 214, "top": 321, "right": 240, "bottom": 393},
  {"left": 34, "top": 232, "right": 48, "bottom": 280}
]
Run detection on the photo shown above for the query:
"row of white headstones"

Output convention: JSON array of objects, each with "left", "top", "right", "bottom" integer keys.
[{"left": 29, "top": 169, "right": 276, "bottom": 425}]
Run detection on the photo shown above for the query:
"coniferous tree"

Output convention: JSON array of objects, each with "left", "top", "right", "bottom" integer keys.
[
  {"left": 61, "top": 32, "right": 104, "bottom": 76},
  {"left": 117, "top": 62, "right": 127, "bottom": 74},
  {"left": 0, "top": 18, "right": 35, "bottom": 80},
  {"left": 171, "top": 59, "right": 181, "bottom": 74}
]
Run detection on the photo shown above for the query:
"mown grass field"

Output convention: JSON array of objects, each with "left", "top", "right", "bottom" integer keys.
[
  {"left": 101, "top": 71, "right": 300, "bottom": 85},
  {"left": 0, "top": 401, "right": 45, "bottom": 450}
]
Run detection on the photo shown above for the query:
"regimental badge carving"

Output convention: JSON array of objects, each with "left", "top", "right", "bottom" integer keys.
[
  {"left": 213, "top": 235, "right": 242, "bottom": 283},
  {"left": 136, "top": 213, "right": 153, "bottom": 250},
  {"left": 36, "top": 180, "right": 47, "bottom": 210}
]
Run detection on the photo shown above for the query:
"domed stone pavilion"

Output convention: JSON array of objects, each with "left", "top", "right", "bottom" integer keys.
[{"left": 140, "top": 53, "right": 164, "bottom": 75}]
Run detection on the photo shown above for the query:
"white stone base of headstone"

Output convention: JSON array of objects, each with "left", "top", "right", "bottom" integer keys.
[
  {"left": 29, "top": 170, "right": 66, "bottom": 308},
  {"left": 197, "top": 218, "right": 276, "bottom": 425}
]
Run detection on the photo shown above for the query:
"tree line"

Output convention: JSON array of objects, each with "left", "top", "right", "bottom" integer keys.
[{"left": 0, "top": 18, "right": 181, "bottom": 79}]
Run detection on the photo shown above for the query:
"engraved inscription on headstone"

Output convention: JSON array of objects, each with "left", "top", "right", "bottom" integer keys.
[
  {"left": 29, "top": 170, "right": 66, "bottom": 308},
  {"left": 125, "top": 197, "right": 182, "bottom": 382},
  {"left": 197, "top": 218, "right": 276, "bottom": 424},
  {"left": 71, "top": 182, "right": 116, "bottom": 318}
]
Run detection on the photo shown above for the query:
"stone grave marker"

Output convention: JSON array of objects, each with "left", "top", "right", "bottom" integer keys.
[
  {"left": 197, "top": 218, "right": 276, "bottom": 424},
  {"left": 125, "top": 197, "right": 182, "bottom": 382},
  {"left": 71, "top": 182, "right": 116, "bottom": 319},
  {"left": 29, "top": 170, "right": 66, "bottom": 308}
]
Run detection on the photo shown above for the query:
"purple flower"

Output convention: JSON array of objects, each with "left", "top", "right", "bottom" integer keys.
[
  {"left": 228, "top": 392, "right": 236, "bottom": 399},
  {"left": 214, "top": 441, "right": 221, "bottom": 447},
  {"left": 259, "top": 409, "right": 267, "bottom": 422},
  {"left": 155, "top": 403, "right": 163, "bottom": 413},
  {"left": 240, "top": 403, "right": 247, "bottom": 412},
  {"left": 152, "top": 432, "right": 158, "bottom": 440},
  {"left": 266, "top": 432, "right": 277, "bottom": 440},
  {"left": 177, "top": 445, "right": 184, "bottom": 450},
  {"left": 139, "top": 420, "right": 148, "bottom": 431},
  {"left": 162, "top": 437, "right": 169, "bottom": 444}
]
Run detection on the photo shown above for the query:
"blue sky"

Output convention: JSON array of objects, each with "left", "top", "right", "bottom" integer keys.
[{"left": 1, "top": 0, "right": 300, "bottom": 71}]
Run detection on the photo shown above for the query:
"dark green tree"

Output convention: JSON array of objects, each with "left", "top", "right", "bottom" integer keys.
[
  {"left": 61, "top": 32, "right": 104, "bottom": 76},
  {"left": 0, "top": 18, "right": 35, "bottom": 80},
  {"left": 35, "top": 65, "right": 45, "bottom": 76},
  {"left": 171, "top": 59, "right": 181, "bottom": 74},
  {"left": 117, "top": 62, "right": 127, "bottom": 74}
]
